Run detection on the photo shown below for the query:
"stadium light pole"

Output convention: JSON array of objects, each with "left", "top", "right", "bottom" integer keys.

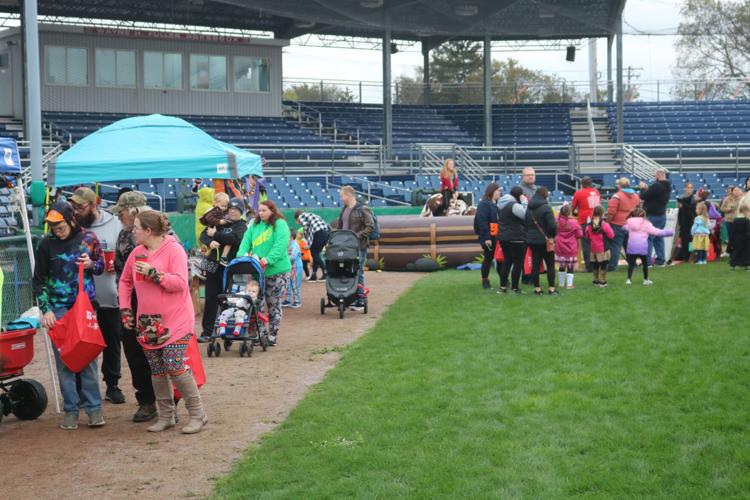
[
  {"left": 382, "top": 15, "right": 393, "bottom": 160},
  {"left": 23, "top": 0, "right": 44, "bottom": 222},
  {"left": 483, "top": 35, "right": 492, "bottom": 148},
  {"left": 422, "top": 41, "right": 431, "bottom": 106},
  {"left": 616, "top": 14, "right": 624, "bottom": 145}
]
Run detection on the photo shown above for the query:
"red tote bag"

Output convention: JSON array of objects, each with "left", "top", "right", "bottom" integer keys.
[
  {"left": 494, "top": 242, "right": 504, "bottom": 262},
  {"left": 48, "top": 263, "right": 106, "bottom": 373}
]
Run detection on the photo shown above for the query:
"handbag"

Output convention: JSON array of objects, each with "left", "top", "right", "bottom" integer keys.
[
  {"left": 196, "top": 255, "right": 219, "bottom": 275},
  {"left": 493, "top": 242, "right": 504, "bottom": 262},
  {"left": 531, "top": 214, "right": 555, "bottom": 252},
  {"left": 47, "top": 263, "right": 106, "bottom": 373}
]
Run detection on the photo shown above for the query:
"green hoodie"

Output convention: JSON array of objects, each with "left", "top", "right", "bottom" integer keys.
[{"left": 237, "top": 219, "right": 292, "bottom": 277}]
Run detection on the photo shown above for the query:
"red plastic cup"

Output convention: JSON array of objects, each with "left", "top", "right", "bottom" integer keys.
[
  {"left": 103, "top": 250, "right": 115, "bottom": 273},
  {"left": 135, "top": 254, "right": 148, "bottom": 281}
]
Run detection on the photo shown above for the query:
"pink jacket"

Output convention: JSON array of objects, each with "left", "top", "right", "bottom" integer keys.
[
  {"left": 622, "top": 217, "right": 674, "bottom": 256},
  {"left": 118, "top": 235, "right": 194, "bottom": 349},
  {"left": 554, "top": 215, "right": 582, "bottom": 258},
  {"left": 585, "top": 221, "right": 615, "bottom": 253}
]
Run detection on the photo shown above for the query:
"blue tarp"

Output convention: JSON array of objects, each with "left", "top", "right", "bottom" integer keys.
[
  {"left": 0, "top": 137, "right": 21, "bottom": 174},
  {"left": 48, "top": 114, "right": 262, "bottom": 187}
]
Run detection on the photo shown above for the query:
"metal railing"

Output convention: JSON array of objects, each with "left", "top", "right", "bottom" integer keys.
[
  {"left": 235, "top": 143, "right": 385, "bottom": 176},
  {"left": 413, "top": 143, "right": 488, "bottom": 182},
  {"left": 16, "top": 140, "right": 65, "bottom": 188},
  {"left": 586, "top": 99, "right": 597, "bottom": 145}
]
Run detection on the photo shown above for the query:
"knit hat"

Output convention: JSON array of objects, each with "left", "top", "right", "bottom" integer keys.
[{"left": 228, "top": 197, "right": 245, "bottom": 212}]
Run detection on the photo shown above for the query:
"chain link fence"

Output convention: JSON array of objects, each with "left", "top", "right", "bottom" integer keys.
[{"left": 0, "top": 235, "right": 36, "bottom": 328}]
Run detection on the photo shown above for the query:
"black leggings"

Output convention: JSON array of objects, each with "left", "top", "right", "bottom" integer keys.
[
  {"left": 499, "top": 240, "right": 526, "bottom": 289},
  {"left": 530, "top": 244, "right": 556, "bottom": 289},
  {"left": 480, "top": 239, "right": 501, "bottom": 280},
  {"left": 627, "top": 254, "right": 649, "bottom": 280},
  {"left": 310, "top": 229, "right": 329, "bottom": 278}
]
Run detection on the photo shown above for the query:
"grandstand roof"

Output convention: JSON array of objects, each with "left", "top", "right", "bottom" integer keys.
[{"left": 1, "top": 0, "right": 627, "bottom": 41}]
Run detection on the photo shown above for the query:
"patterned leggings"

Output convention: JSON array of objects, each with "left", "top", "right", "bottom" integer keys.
[
  {"left": 265, "top": 273, "right": 289, "bottom": 337},
  {"left": 144, "top": 335, "right": 191, "bottom": 377}
]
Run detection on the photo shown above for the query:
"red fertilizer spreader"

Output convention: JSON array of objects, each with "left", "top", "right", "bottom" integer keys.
[{"left": 0, "top": 328, "right": 48, "bottom": 424}]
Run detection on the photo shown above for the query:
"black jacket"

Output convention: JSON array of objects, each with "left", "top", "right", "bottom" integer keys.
[
  {"left": 525, "top": 194, "right": 557, "bottom": 245},
  {"left": 640, "top": 180, "right": 671, "bottom": 216},
  {"left": 676, "top": 193, "right": 696, "bottom": 234},
  {"left": 200, "top": 217, "right": 248, "bottom": 262},
  {"left": 497, "top": 194, "right": 527, "bottom": 242},
  {"left": 474, "top": 199, "right": 499, "bottom": 242}
]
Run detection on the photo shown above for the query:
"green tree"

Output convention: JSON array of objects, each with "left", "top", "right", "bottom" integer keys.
[
  {"left": 673, "top": 0, "right": 750, "bottom": 100},
  {"left": 284, "top": 83, "right": 355, "bottom": 102}
]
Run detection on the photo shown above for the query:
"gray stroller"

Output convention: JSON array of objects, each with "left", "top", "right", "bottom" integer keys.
[{"left": 320, "top": 230, "right": 368, "bottom": 319}]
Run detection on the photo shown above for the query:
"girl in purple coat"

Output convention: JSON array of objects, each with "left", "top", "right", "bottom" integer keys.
[
  {"left": 554, "top": 205, "right": 583, "bottom": 289},
  {"left": 622, "top": 207, "right": 674, "bottom": 285}
]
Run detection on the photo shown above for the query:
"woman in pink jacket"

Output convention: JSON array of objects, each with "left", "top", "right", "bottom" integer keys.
[
  {"left": 622, "top": 207, "right": 674, "bottom": 286},
  {"left": 119, "top": 211, "right": 207, "bottom": 434},
  {"left": 554, "top": 205, "right": 583, "bottom": 289}
]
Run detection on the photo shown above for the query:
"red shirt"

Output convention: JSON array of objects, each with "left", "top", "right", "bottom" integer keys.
[
  {"left": 440, "top": 174, "right": 458, "bottom": 192},
  {"left": 572, "top": 187, "right": 601, "bottom": 225}
]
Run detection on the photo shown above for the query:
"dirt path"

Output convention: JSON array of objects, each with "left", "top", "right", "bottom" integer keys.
[{"left": 1, "top": 272, "right": 424, "bottom": 500}]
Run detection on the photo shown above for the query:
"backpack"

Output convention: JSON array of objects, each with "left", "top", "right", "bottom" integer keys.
[{"left": 357, "top": 205, "right": 380, "bottom": 241}]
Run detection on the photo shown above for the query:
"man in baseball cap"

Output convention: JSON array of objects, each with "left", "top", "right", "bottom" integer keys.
[
  {"left": 70, "top": 187, "right": 126, "bottom": 407},
  {"left": 110, "top": 190, "right": 148, "bottom": 215}
]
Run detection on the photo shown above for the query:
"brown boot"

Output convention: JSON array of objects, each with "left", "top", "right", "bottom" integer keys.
[
  {"left": 593, "top": 267, "right": 600, "bottom": 285},
  {"left": 172, "top": 371, "right": 207, "bottom": 434},
  {"left": 147, "top": 376, "right": 175, "bottom": 432},
  {"left": 599, "top": 270, "right": 608, "bottom": 287}
]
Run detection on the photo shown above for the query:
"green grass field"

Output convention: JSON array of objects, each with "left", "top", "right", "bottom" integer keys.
[{"left": 215, "top": 263, "right": 750, "bottom": 498}]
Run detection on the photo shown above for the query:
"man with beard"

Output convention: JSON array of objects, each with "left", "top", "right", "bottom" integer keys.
[{"left": 70, "top": 187, "right": 126, "bottom": 405}]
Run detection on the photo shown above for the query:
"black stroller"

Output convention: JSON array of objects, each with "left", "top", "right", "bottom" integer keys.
[
  {"left": 320, "top": 230, "right": 368, "bottom": 319},
  {"left": 206, "top": 256, "right": 269, "bottom": 358}
]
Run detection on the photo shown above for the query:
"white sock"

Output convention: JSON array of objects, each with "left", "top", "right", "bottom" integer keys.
[
  {"left": 558, "top": 271, "right": 566, "bottom": 287},
  {"left": 567, "top": 273, "right": 574, "bottom": 288}
]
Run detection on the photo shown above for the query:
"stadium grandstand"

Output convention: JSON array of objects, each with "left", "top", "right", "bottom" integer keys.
[{"left": 0, "top": 0, "right": 748, "bottom": 234}]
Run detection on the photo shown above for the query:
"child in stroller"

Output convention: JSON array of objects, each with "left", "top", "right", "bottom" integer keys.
[{"left": 216, "top": 279, "right": 260, "bottom": 337}]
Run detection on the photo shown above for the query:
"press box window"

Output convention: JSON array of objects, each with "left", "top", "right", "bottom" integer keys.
[
  {"left": 234, "top": 57, "right": 269, "bottom": 93},
  {"left": 45, "top": 46, "right": 88, "bottom": 86},
  {"left": 190, "top": 54, "right": 227, "bottom": 91},
  {"left": 144, "top": 51, "right": 182, "bottom": 90},
  {"left": 95, "top": 49, "right": 136, "bottom": 88}
]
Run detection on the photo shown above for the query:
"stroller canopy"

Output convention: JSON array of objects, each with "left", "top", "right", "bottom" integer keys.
[
  {"left": 326, "top": 230, "right": 361, "bottom": 261},
  {"left": 223, "top": 256, "right": 265, "bottom": 291}
]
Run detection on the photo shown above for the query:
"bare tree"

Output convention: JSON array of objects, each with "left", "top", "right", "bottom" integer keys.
[{"left": 673, "top": 0, "right": 750, "bottom": 100}]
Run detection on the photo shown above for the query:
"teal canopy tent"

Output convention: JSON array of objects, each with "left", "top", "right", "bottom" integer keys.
[{"left": 48, "top": 114, "right": 262, "bottom": 187}]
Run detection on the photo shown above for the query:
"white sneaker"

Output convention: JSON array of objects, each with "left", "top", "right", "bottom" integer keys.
[
  {"left": 643, "top": 279, "right": 654, "bottom": 286},
  {"left": 625, "top": 279, "right": 632, "bottom": 285}
]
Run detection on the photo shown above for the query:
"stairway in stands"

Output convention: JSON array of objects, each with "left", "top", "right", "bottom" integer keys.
[{"left": 570, "top": 105, "right": 618, "bottom": 172}]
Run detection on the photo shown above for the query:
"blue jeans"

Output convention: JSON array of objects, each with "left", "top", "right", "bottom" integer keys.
[
  {"left": 607, "top": 224, "right": 627, "bottom": 271},
  {"left": 287, "top": 259, "right": 303, "bottom": 304},
  {"left": 52, "top": 309, "right": 102, "bottom": 415},
  {"left": 358, "top": 248, "right": 368, "bottom": 302},
  {"left": 647, "top": 214, "right": 667, "bottom": 265}
]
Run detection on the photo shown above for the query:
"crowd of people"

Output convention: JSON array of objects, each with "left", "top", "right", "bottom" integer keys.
[
  {"left": 474, "top": 168, "right": 750, "bottom": 294},
  {"left": 31, "top": 183, "right": 376, "bottom": 431}
]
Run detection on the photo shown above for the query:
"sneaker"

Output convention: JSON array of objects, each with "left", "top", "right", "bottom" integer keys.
[
  {"left": 482, "top": 280, "right": 491, "bottom": 289},
  {"left": 548, "top": 289, "right": 559, "bottom": 296},
  {"left": 197, "top": 334, "right": 212, "bottom": 343},
  {"left": 133, "top": 403, "right": 157, "bottom": 423},
  {"left": 60, "top": 412, "right": 79, "bottom": 430},
  {"left": 592, "top": 280, "right": 600, "bottom": 286},
  {"left": 105, "top": 386, "right": 126, "bottom": 405},
  {"left": 599, "top": 282, "right": 608, "bottom": 288},
  {"left": 721, "top": 252, "right": 729, "bottom": 258},
  {"left": 281, "top": 301, "right": 292, "bottom": 308},
  {"left": 307, "top": 275, "right": 318, "bottom": 282},
  {"left": 267, "top": 334, "right": 277, "bottom": 346},
  {"left": 643, "top": 279, "right": 654, "bottom": 286},
  {"left": 290, "top": 302, "right": 301, "bottom": 309},
  {"left": 350, "top": 303, "right": 365, "bottom": 311},
  {"left": 625, "top": 279, "right": 632, "bottom": 285},
  {"left": 497, "top": 287, "right": 508, "bottom": 294},
  {"left": 511, "top": 288, "right": 523, "bottom": 295},
  {"left": 87, "top": 410, "right": 106, "bottom": 427}
]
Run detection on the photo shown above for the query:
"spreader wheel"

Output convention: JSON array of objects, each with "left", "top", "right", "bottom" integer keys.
[{"left": 10, "top": 379, "right": 48, "bottom": 420}]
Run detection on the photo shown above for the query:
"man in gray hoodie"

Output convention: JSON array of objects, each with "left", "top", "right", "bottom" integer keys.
[{"left": 71, "top": 187, "right": 125, "bottom": 405}]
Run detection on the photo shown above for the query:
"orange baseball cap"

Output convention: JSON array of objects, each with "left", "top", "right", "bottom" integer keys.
[{"left": 44, "top": 210, "right": 65, "bottom": 223}]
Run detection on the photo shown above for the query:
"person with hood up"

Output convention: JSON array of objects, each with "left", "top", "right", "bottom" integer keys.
[
  {"left": 33, "top": 200, "right": 105, "bottom": 430},
  {"left": 119, "top": 210, "right": 207, "bottom": 434},
  {"left": 606, "top": 177, "right": 641, "bottom": 272},
  {"left": 195, "top": 186, "right": 215, "bottom": 247},
  {"left": 70, "top": 187, "right": 126, "bottom": 406},
  {"left": 622, "top": 207, "right": 674, "bottom": 285},
  {"left": 525, "top": 187, "right": 558, "bottom": 295},
  {"left": 554, "top": 204, "right": 583, "bottom": 289},
  {"left": 496, "top": 186, "right": 528, "bottom": 294}
]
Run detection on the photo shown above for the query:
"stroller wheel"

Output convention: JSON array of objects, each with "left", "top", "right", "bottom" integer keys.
[
  {"left": 9, "top": 379, "right": 48, "bottom": 420},
  {"left": 215, "top": 341, "right": 221, "bottom": 357},
  {"left": 338, "top": 302, "right": 345, "bottom": 319},
  {"left": 363, "top": 297, "right": 368, "bottom": 314},
  {"left": 223, "top": 338, "right": 233, "bottom": 351},
  {"left": 261, "top": 335, "right": 269, "bottom": 352},
  {"left": 320, "top": 297, "right": 326, "bottom": 315},
  {"left": 207, "top": 343, "right": 213, "bottom": 357},
  {"left": 240, "top": 342, "right": 251, "bottom": 358}
]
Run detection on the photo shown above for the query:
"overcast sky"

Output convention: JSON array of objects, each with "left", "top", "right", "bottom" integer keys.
[{"left": 282, "top": 0, "right": 683, "bottom": 101}]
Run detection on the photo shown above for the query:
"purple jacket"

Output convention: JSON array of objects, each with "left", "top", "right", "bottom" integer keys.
[
  {"left": 554, "top": 215, "right": 582, "bottom": 258},
  {"left": 622, "top": 217, "right": 674, "bottom": 255}
]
